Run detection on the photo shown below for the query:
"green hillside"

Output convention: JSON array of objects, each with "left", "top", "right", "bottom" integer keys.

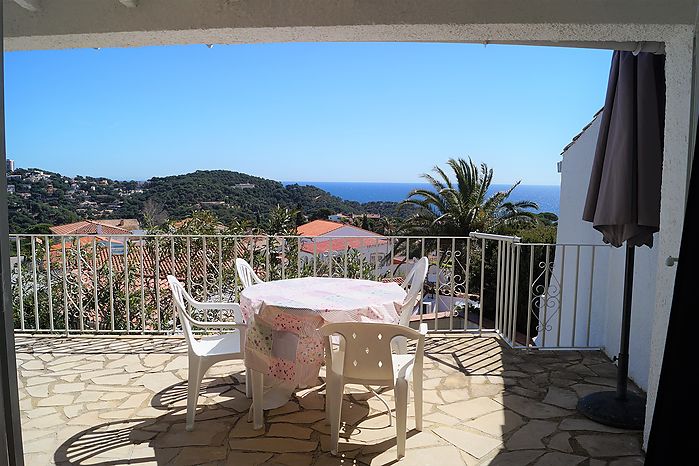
[{"left": 6, "top": 168, "right": 409, "bottom": 233}]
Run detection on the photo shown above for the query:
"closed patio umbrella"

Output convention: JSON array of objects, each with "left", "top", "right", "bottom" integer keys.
[{"left": 578, "top": 50, "right": 665, "bottom": 429}]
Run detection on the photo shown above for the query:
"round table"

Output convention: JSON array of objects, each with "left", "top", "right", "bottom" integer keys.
[{"left": 240, "top": 277, "right": 406, "bottom": 408}]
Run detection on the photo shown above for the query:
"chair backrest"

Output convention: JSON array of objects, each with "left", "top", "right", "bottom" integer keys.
[
  {"left": 320, "top": 322, "right": 424, "bottom": 385},
  {"left": 399, "top": 257, "right": 429, "bottom": 326},
  {"left": 236, "top": 258, "right": 263, "bottom": 289},
  {"left": 167, "top": 275, "right": 245, "bottom": 353},
  {"left": 167, "top": 275, "right": 197, "bottom": 350}
]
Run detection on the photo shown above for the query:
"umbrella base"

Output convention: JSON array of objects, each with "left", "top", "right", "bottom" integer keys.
[{"left": 577, "top": 391, "right": 645, "bottom": 430}]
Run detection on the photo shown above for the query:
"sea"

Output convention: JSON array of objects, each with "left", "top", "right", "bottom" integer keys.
[{"left": 284, "top": 182, "right": 560, "bottom": 215}]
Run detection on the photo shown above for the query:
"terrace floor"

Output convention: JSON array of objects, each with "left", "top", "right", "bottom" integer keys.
[{"left": 15, "top": 335, "right": 645, "bottom": 466}]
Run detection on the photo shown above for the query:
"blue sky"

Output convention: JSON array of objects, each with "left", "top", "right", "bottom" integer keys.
[{"left": 4, "top": 42, "right": 611, "bottom": 185}]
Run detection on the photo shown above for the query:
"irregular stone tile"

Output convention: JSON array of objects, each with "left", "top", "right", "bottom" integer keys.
[
  {"left": 101, "top": 391, "right": 130, "bottom": 401},
  {"left": 297, "top": 391, "right": 325, "bottom": 410},
  {"left": 534, "top": 452, "right": 587, "bottom": 465},
  {"left": 172, "top": 446, "right": 227, "bottom": 466},
  {"left": 488, "top": 450, "right": 545, "bottom": 466},
  {"left": 224, "top": 451, "right": 274, "bottom": 465},
  {"left": 543, "top": 386, "right": 578, "bottom": 409},
  {"left": 269, "top": 410, "right": 326, "bottom": 424},
  {"left": 442, "top": 372, "right": 470, "bottom": 389},
  {"left": 21, "top": 360, "right": 44, "bottom": 370},
  {"left": 576, "top": 434, "right": 643, "bottom": 457},
  {"left": 363, "top": 444, "right": 465, "bottom": 466},
  {"left": 609, "top": 457, "right": 645, "bottom": 466},
  {"left": 136, "top": 372, "right": 182, "bottom": 393},
  {"left": 319, "top": 435, "right": 363, "bottom": 455},
  {"left": 63, "top": 404, "right": 84, "bottom": 419},
  {"left": 229, "top": 437, "right": 318, "bottom": 453},
  {"left": 118, "top": 392, "right": 151, "bottom": 409},
  {"left": 433, "top": 426, "right": 503, "bottom": 459},
  {"left": 469, "top": 383, "right": 505, "bottom": 399},
  {"left": 37, "top": 394, "right": 75, "bottom": 407},
  {"left": 92, "top": 374, "right": 132, "bottom": 385},
  {"left": 25, "top": 407, "right": 57, "bottom": 419},
  {"left": 464, "top": 409, "right": 524, "bottom": 437},
  {"left": 267, "top": 423, "right": 313, "bottom": 439},
  {"left": 99, "top": 409, "right": 135, "bottom": 420},
  {"left": 142, "top": 353, "right": 173, "bottom": 368},
  {"left": 559, "top": 418, "right": 634, "bottom": 433},
  {"left": 229, "top": 418, "right": 265, "bottom": 439},
  {"left": 67, "top": 411, "right": 104, "bottom": 426},
  {"left": 268, "top": 401, "right": 300, "bottom": 417},
  {"left": 79, "top": 369, "right": 126, "bottom": 381},
  {"left": 25, "top": 376, "right": 55, "bottom": 387},
  {"left": 499, "top": 394, "right": 572, "bottom": 419},
  {"left": 155, "top": 421, "right": 230, "bottom": 448},
  {"left": 24, "top": 384, "right": 50, "bottom": 398},
  {"left": 75, "top": 391, "right": 106, "bottom": 403},
  {"left": 53, "top": 382, "right": 86, "bottom": 394},
  {"left": 439, "top": 388, "right": 469, "bottom": 404},
  {"left": 437, "top": 396, "right": 502, "bottom": 421},
  {"left": 423, "top": 411, "right": 463, "bottom": 427},
  {"left": 22, "top": 413, "right": 65, "bottom": 430},
  {"left": 506, "top": 420, "right": 557, "bottom": 450},
  {"left": 548, "top": 432, "right": 573, "bottom": 452},
  {"left": 23, "top": 436, "right": 57, "bottom": 455}
]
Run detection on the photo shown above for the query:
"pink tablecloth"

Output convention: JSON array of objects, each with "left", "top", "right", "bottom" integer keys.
[{"left": 240, "top": 277, "right": 405, "bottom": 395}]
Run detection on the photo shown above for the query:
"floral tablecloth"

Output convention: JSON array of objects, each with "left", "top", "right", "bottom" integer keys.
[{"left": 240, "top": 277, "right": 405, "bottom": 405}]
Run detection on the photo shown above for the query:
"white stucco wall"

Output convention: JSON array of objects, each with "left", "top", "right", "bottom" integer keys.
[{"left": 550, "top": 115, "right": 659, "bottom": 391}]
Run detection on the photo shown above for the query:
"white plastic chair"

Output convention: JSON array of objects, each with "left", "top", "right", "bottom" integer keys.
[
  {"left": 320, "top": 322, "right": 427, "bottom": 460},
  {"left": 167, "top": 275, "right": 252, "bottom": 431},
  {"left": 235, "top": 258, "right": 263, "bottom": 289},
  {"left": 394, "top": 257, "right": 429, "bottom": 354}
]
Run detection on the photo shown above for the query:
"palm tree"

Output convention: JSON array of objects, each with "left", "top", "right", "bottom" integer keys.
[{"left": 399, "top": 158, "right": 539, "bottom": 237}]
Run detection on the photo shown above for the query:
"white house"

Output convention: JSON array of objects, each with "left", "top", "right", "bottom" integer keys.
[
  {"left": 547, "top": 111, "right": 659, "bottom": 392},
  {"left": 297, "top": 220, "right": 391, "bottom": 270}
]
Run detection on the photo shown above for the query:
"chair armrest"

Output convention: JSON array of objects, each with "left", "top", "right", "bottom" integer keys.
[
  {"left": 418, "top": 323, "right": 428, "bottom": 336},
  {"left": 187, "top": 301, "right": 242, "bottom": 311},
  {"left": 189, "top": 319, "right": 247, "bottom": 330}
]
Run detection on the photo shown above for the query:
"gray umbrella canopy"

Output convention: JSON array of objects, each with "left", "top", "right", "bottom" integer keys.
[{"left": 583, "top": 51, "right": 665, "bottom": 247}]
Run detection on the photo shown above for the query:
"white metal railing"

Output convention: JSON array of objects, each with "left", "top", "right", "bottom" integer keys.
[{"left": 9, "top": 233, "right": 611, "bottom": 350}]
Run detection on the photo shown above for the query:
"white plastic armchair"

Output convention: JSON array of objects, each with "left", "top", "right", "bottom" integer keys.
[
  {"left": 167, "top": 275, "right": 251, "bottom": 431},
  {"left": 235, "top": 258, "right": 264, "bottom": 289},
  {"left": 320, "top": 322, "right": 427, "bottom": 460},
  {"left": 394, "top": 257, "right": 428, "bottom": 353}
]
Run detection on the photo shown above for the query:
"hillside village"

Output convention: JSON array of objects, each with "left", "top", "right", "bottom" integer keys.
[{"left": 5, "top": 163, "right": 401, "bottom": 234}]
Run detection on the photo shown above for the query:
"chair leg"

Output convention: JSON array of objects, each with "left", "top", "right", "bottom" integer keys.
[
  {"left": 244, "top": 370, "right": 252, "bottom": 399},
  {"left": 327, "top": 376, "right": 344, "bottom": 456},
  {"left": 251, "top": 369, "right": 264, "bottom": 430},
  {"left": 414, "top": 365, "right": 423, "bottom": 432},
  {"left": 395, "top": 379, "right": 408, "bottom": 459},
  {"left": 186, "top": 356, "right": 203, "bottom": 432}
]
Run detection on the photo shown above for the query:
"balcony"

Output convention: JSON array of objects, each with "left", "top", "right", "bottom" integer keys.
[{"left": 11, "top": 233, "right": 645, "bottom": 464}]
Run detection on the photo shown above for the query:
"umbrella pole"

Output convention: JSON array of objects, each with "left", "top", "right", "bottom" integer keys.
[
  {"left": 616, "top": 243, "right": 634, "bottom": 401},
  {"left": 576, "top": 242, "right": 645, "bottom": 429}
]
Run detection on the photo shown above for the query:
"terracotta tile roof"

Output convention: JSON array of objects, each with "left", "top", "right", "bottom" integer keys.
[
  {"left": 297, "top": 220, "right": 345, "bottom": 237},
  {"left": 49, "top": 220, "right": 131, "bottom": 236}
]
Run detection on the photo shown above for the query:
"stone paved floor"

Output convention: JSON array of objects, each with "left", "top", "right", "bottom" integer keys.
[{"left": 15, "top": 335, "right": 646, "bottom": 465}]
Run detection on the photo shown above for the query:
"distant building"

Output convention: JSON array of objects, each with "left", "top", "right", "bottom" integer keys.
[
  {"left": 233, "top": 183, "right": 255, "bottom": 189},
  {"left": 6, "top": 159, "right": 15, "bottom": 172},
  {"left": 328, "top": 213, "right": 351, "bottom": 222},
  {"left": 297, "top": 219, "right": 389, "bottom": 265},
  {"left": 49, "top": 219, "right": 141, "bottom": 235},
  {"left": 6, "top": 185, "right": 15, "bottom": 194}
]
